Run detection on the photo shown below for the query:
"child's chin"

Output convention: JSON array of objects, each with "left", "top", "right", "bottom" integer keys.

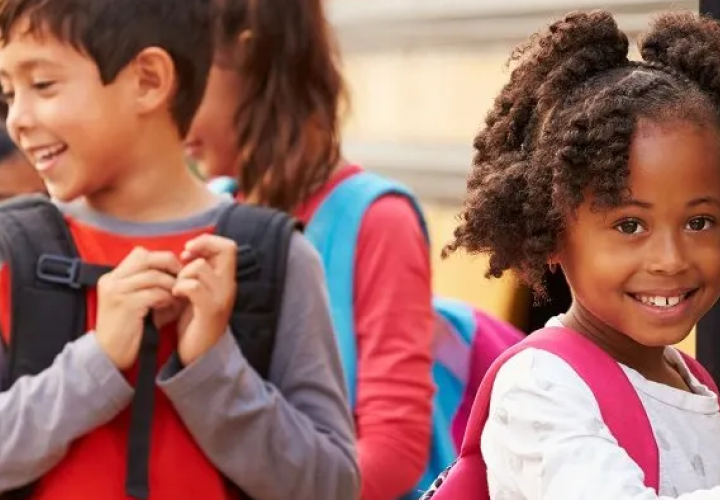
[
  {"left": 45, "top": 183, "right": 81, "bottom": 203},
  {"left": 628, "top": 324, "right": 694, "bottom": 349}
]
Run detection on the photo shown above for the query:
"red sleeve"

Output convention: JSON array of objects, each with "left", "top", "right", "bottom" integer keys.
[{"left": 353, "top": 195, "right": 435, "bottom": 500}]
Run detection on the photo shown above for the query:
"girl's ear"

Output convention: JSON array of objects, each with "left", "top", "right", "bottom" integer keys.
[{"left": 547, "top": 255, "right": 560, "bottom": 274}]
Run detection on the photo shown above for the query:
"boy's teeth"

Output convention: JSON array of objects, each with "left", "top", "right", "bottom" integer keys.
[
  {"left": 34, "top": 144, "right": 65, "bottom": 162},
  {"left": 637, "top": 294, "right": 685, "bottom": 307}
]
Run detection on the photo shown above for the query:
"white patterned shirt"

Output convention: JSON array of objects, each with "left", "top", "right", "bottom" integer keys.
[{"left": 482, "top": 319, "right": 720, "bottom": 499}]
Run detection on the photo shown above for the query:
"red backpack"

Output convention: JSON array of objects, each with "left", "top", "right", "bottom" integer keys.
[{"left": 421, "top": 326, "right": 719, "bottom": 499}]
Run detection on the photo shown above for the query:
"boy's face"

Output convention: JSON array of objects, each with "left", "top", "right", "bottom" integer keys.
[{"left": 0, "top": 23, "right": 140, "bottom": 202}]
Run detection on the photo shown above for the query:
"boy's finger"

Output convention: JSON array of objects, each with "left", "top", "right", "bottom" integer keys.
[
  {"left": 115, "top": 248, "right": 182, "bottom": 277},
  {"left": 184, "top": 234, "right": 237, "bottom": 267},
  {"left": 177, "top": 258, "right": 215, "bottom": 284},
  {"left": 113, "top": 246, "right": 151, "bottom": 277},
  {"left": 172, "top": 278, "right": 211, "bottom": 304},
  {"left": 135, "top": 288, "right": 175, "bottom": 311},
  {"left": 119, "top": 269, "right": 178, "bottom": 294},
  {"left": 145, "top": 252, "right": 183, "bottom": 276}
]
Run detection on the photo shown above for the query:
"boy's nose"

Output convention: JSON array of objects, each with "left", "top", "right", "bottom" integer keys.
[{"left": 5, "top": 97, "right": 36, "bottom": 140}]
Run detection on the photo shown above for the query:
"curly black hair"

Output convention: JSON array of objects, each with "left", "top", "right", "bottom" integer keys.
[{"left": 445, "top": 10, "right": 720, "bottom": 295}]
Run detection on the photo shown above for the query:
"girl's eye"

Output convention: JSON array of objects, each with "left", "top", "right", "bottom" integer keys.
[
  {"left": 615, "top": 219, "right": 646, "bottom": 235},
  {"left": 686, "top": 216, "right": 715, "bottom": 232}
]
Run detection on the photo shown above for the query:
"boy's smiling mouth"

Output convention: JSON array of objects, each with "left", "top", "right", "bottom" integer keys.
[{"left": 25, "top": 142, "right": 67, "bottom": 172}]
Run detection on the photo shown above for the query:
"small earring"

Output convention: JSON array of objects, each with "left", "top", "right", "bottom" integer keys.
[
  {"left": 548, "top": 262, "right": 557, "bottom": 274},
  {"left": 238, "top": 29, "right": 253, "bottom": 44}
]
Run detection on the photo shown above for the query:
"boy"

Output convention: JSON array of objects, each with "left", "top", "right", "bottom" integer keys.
[
  {"left": 0, "top": 129, "right": 45, "bottom": 199},
  {"left": 0, "top": 1, "right": 359, "bottom": 500}
]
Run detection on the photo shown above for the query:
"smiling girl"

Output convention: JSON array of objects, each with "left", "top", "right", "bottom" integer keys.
[{"left": 438, "top": 10, "right": 720, "bottom": 500}]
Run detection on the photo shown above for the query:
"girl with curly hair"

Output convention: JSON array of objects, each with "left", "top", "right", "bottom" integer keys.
[{"left": 442, "top": 10, "right": 720, "bottom": 499}]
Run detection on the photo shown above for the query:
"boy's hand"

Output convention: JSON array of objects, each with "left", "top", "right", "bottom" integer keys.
[
  {"left": 173, "top": 234, "right": 237, "bottom": 366},
  {"left": 95, "top": 248, "right": 182, "bottom": 370}
]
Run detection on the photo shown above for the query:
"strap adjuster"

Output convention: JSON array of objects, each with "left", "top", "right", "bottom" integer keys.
[
  {"left": 236, "top": 245, "right": 261, "bottom": 278},
  {"left": 36, "top": 254, "right": 81, "bottom": 289}
]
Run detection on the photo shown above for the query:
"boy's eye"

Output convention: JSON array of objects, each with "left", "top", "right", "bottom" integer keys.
[
  {"left": 32, "top": 81, "right": 54, "bottom": 91},
  {"left": 0, "top": 89, "right": 14, "bottom": 103},
  {"left": 686, "top": 216, "right": 715, "bottom": 232},
  {"left": 615, "top": 219, "right": 645, "bottom": 235}
]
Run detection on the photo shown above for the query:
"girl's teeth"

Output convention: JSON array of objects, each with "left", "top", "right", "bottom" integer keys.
[{"left": 638, "top": 295, "right": 685, "bottom": 307}]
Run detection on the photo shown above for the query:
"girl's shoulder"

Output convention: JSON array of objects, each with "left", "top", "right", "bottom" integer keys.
[{"left": 491, "top": 347, "right": 603, "bottom": 411}]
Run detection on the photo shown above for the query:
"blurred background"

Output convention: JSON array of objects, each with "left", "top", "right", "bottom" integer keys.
[{"left": 328, "top": 0, "right": 698, "bottom": 354}]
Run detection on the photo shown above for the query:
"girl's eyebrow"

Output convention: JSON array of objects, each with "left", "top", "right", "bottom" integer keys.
[
  {"left": 616, "top": 196, "right": 720, "bottom": 209},
  {"left": 688, "top": 196, "right": 720, "bottom": 207},
  {"left": 617, "top": 198, "right": 652, "bottom": 209}
]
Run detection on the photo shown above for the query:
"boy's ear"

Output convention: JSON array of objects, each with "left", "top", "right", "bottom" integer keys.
[{"left": 128, "top": 47, "right": 176, "bottom": 116}]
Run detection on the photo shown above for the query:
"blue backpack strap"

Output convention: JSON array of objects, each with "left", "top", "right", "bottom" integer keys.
[
  {"left": 307, "top": 171, "right": 469, "bottom": 499},
  {"left": 207, "top": 176, "right": 239, "bottom": 196},
  {"left": 433, "top": 297, "right": 475, "bottom": 345},
  {"left": 304, "top": 171, "right": 427, "bottom": 407}
]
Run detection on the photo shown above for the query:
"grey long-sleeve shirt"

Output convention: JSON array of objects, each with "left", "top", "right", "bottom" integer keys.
[{"left": 0, "top": 199, "right": 360, "bottom": 500}]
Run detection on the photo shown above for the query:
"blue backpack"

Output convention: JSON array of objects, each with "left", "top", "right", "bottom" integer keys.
[
  {"left": 207, "top": 172, "right": 523, "bottom": 499},
  {"left": 304, "top": 171, "right": 523, "bottom": 498}
]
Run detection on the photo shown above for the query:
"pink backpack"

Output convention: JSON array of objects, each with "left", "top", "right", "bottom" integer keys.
[
  {"left": 448, "top": 309, "right": 525, "bottom": 449},
  {"left": 422, "top": 326, "right": 720, "bottom": 499}
]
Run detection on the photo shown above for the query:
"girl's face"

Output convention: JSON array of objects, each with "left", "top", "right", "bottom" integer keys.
[
  {"left": 185, "top": 64, "right": 241, "bottom": 180},
  {"left": 558, "top": 119, "right": 720, "bottom": 349}
]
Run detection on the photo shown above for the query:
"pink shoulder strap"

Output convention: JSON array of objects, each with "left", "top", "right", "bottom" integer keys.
[
  {"left": 679, "top": 351, "right": 720, "bottom": 396},
  {"left": 429, "top": 327, "right": 658, "bottom": 500}
]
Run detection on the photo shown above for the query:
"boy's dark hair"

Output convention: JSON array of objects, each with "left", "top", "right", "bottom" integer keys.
[
  {"left": 0, "top": 0, "right": 214, "bottom": 137},
  {"left": 444, "top": 11, "right": 720, "bottom": 294},
  {"left": 215, "top": 0, "right": 347, "bottom": 212}
]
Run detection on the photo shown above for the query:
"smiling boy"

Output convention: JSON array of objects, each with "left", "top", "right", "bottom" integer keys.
[{"left": 0, "top": 1, "right": 358, "bottom": 499}]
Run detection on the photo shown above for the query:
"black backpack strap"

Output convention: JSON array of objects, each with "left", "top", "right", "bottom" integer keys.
[
  {"left": 0, "top": 195, "right": 104, "bottom": 387},
  {"left": 215, "top": 203, "right": 299, "bottom": 500},
  {"left": 0, "top": 195, "right": 110, "bottom": 500},
  {"left": 215, "top": 203, "right": 300, "bottom": 379},
  {"left": 125, "top": 317, "right": 161, "bottom": 500}
]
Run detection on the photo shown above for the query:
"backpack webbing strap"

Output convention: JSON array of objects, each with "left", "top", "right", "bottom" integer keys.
[
  {"left": 214, "top": 203, "right": 299, "bottom": 500},
  {"left": 0, "top": 196, "right": 88, "bottom": 388},
  {"left": 215, "top": 203, "right": 299, "bottom": 379},
  {"left": 304, "top": 171, "right": 428, "bottom": 408},
  {"left": 125, "top": 317, "right": 161, "bottom": 500}
]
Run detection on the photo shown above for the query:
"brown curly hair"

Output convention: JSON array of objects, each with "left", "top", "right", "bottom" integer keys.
[{"left": 445, "top": 10, "right": 720, "bottom": 295}]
